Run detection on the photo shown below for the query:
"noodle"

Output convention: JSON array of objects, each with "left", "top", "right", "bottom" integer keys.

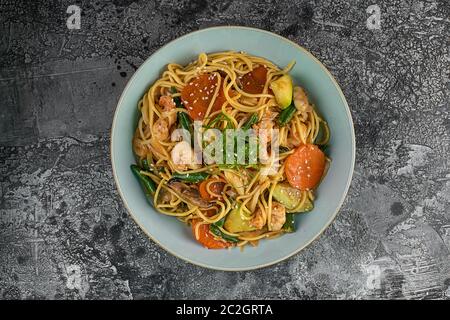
[{"left": 132, "top": 51, "right": 331, "bottom": 249}]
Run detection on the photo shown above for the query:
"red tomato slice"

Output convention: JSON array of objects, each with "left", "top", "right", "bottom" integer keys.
[
  {"left": 240, "top": 66, "right": 268, "bottom": 94},
  {"left": 285, "top": 144, "right": 326, "bottom": 190},
  {"left": 191, "top": 220, "right": 231, "bottom": 249},
  {"left": 181, "top": 74, "right": 228, "bottom": 120}
]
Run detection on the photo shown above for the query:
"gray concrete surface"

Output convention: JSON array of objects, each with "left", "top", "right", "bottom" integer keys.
[{"left": 0, "top": 0, "right": 449, "bottom": 299}]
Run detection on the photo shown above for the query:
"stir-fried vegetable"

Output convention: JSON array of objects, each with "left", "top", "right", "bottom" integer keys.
[
  {"left": 170, "top": 172, "right": 209, "bottom": 183},
  {"left": 277, "top": 103, "right": 297, "bottom": 126},
  {"left": 272, "top": 183, "right": 313, "bottom": 212},
  {"left": 241, "top": 66, "right": 268, "bottom": 94},
  {"left": 282, "top": 213, "right": 296, "bottom": 233},
  {"left": 170, "top": 87, "right": 193, "bottom": 141},
  {"left": 140, "top": 159, "right": 165, "bottom": 175},
  {"left": 285, "top": 144, "right": 326, "bottom": 190},
  {"left": 191, "top": 220, "right": 231, "bottom": 249},
  {"left": 130, "top": 164, "right": 157, "bottom": 195},
  {"left": 209, "top": 224, "right": 240, "bottom": 243},
  {"left": 216, "top": 128, "right": 260, "bottom": 170},
  {"left": 181, "top": 74, "right": 232, "bottom": 120},
  {"left": 178, "top": 111, "right": 193, "bottom": 134},
  {"left": 210, "top": 217, "right": 240, "bottom": 243},
  {"left": 131, "top": 53, "right": 331, "bottom": 250},
  {"left": 224, "top": 205, "right": 256, "bottom": 233},
  {"left": 270, "top": 74, "right": 293, "bottom": 109},
  {"left": 242, "top": 113, "right": 259, "bottom": 130},
  {"left": 141, "top": 158, "right": 150, "bottom": 171}
]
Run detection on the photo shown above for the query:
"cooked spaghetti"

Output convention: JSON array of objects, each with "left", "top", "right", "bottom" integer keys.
[{"left": 132, "top": 51, "right": 330, "bottom": 249}]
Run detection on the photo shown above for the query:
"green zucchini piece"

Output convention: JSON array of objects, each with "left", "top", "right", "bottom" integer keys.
[
  {"left": 270, "top": 74, "right": 293, "bottom": 109},
  {"left": 223, "top": 205, "right": 256, "bottom": 233},
  {"left": 272, "top": 183, "right": 313, "bottom": 213}
]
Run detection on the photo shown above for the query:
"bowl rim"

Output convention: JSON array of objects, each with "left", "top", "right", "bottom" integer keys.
[{"left": 110, "top": 25, "right": 356, "bottom": 271}]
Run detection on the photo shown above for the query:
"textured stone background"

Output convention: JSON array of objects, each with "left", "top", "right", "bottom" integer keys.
[{"left": 0, "top": 0, "right": 449, "bottom": 300}]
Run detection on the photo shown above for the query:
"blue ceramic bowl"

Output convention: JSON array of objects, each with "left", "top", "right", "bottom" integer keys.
[{"left": 111, "top": 26, "right": 355, "bottom": 271}]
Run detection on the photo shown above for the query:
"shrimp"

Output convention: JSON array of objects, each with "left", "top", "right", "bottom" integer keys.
[
  {"left": 159, "top": 95, "right": 177, "bottom": 126},
  {"left": 150, "top": 95, "right": 178, "bottom": 142},
  {"left": 251, "top": 201, "right": 286, "bottom": 231},
  {"left": 152, "top": 118, "right": 170, "bottom": 141},
  {"left": 293, "top": 86, "right": 312, "bottom": 113},
  {"left": 171, "top": 141, "right": 200, "bottom": 171},
  {"left": 269, "top": 201, "right": 286, "bottom": 231}
]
